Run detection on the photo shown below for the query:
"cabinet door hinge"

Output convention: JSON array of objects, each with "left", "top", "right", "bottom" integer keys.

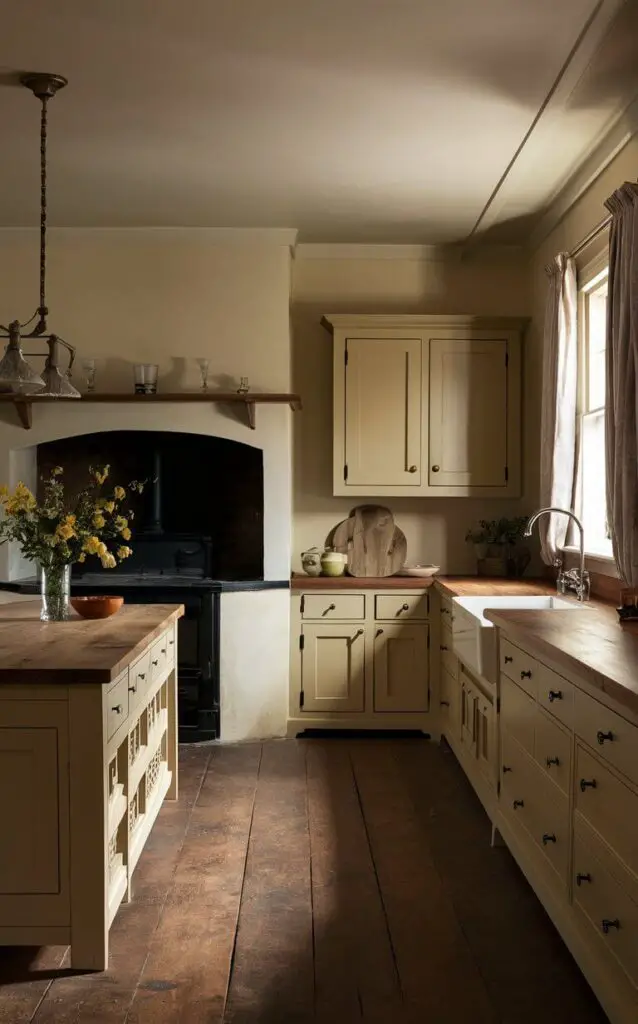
[
  {"left": 427, "top": 632, "right": 430, "bottom": 650},
  {"left": 504, "top": 465, "right": 509, "bottom": 483},
  {"left": 344, "top": 463, "right": 348, "bottom": 481},
  {"left": 299, "top": 633, "right": 305, "bottom": 651},
  {"left": 505, "top": 351, "right": 509, "bottom": 368},
  {"left": 299, "top": 690, "right": 305, "bottom": 708},
  {"left": 300, "top": 594, "right": 305, "bottom": 615},
  {"left": 496, "top": 697, "right": 501, "bottom": 713},
  {"left": 497, "top": 779, "right": 501, "bottom": 796},
  {"left": 344, "top": 346, "right": 348, "bottom": 366}
]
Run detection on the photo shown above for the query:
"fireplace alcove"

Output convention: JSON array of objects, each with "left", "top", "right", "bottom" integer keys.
[
  {"left": 37, "top": 429, "right": 264, "bottom": 580},
  {"left": 35, "top": 430, "right": 265, "bottom": 742}
]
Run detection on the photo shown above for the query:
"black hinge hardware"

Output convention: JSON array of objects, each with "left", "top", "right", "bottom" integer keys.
[
  {"left": 505, "top": 351, "right": 509, "bottom": 368},
  {"left": 299, "top": 690, "right": 305, "bottom": 708},
  {"left": 427, "top": 632, "right": 430, "bottom": 650},
  {"left": 344, "top": 464, "right": 348, "bottom": 481},
  {"left": 496, "top": 697, "right": 501, "bottom": 713},
  {"left": 300, "top": 595, "right": 305, "bottom": 615},
  {"left": 345, "top": 346, "right": 348, "bottom": 366},
  {"left": 299, "top": 634, "right": 305, "bottom": 651},
  {"left": 504, "top": 466, "right": 509, "bottom": 482}
]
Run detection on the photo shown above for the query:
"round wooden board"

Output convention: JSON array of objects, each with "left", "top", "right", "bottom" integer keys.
[{"left": 330, "top": 506, "right": 407, "bottom": 577}]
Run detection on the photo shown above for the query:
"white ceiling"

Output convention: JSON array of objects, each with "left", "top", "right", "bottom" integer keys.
[{"left": 0, "top": 0, "right": 636, "bottom": 243}]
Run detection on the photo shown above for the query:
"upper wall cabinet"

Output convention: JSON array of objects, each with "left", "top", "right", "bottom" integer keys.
[{"left": 324, "top": 314, "right": 527, "bottom": 498}]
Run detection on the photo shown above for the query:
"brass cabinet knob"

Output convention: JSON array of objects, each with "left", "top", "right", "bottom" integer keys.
[
  {"left": 432, "top": 465, "right": 440, "bottom": 473},
  {"left": 408, "top": 465, "right": 418, "bottom": 473}
]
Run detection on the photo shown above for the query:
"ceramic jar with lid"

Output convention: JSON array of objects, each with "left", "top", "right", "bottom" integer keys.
[
  {"left": 320, "top": 549, "right": 347, "bottom": 577},
  {"left": 301, "top": 547, "right": 322, "bottom": 576}
]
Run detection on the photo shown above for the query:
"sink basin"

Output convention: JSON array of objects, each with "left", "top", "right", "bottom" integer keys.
[{"left": 451, "top": 594, "right": 581, "bottom": 683}]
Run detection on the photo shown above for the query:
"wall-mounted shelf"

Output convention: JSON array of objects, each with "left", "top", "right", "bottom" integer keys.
[{"left": 0, "top": 392, "right": 302, "bottom": 431}]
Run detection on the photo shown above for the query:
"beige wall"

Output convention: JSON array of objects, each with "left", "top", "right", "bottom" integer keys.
[{"left": 291, "top": 251, "right": 532, "bottom": 573}]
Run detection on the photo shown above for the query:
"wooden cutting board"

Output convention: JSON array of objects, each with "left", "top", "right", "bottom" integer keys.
[{"left": 332, "top": 505, "right": 407, "bottom": 577}]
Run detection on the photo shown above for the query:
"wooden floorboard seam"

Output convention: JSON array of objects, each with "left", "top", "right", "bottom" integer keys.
[
  {"left": 221, "top": 741, "right": 264, "bottom": 1022},
  {"left": 304, "top": 744, "right": 320, "bottom": 1017},
  {"left": 347, "top": 745, "right": 404, "bottom": 1003},
  {"left": 122, "top": 746, "right": 214, "bottom": 1024}
]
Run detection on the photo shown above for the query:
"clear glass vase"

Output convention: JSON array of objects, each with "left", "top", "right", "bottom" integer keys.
[{"left": 40, "top": 563, "right": 71, "bottom": 621}]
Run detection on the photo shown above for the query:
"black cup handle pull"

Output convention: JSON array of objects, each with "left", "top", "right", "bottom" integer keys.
[
  {"left": 597, "top": 730, "right": 614, "bottom": 745},
  {"left": 542, "top": 833, "right": 557, "bottom": 845},
  {"left": 504, "top": 655, "right": 513, "bottom": 664},
  {"left": 546, "top": 756, "right": 560, "bottom": 767},
  {"left": 548, "top": 690, "right": 562, "bottom": 703},
  {"left": 440, "top": 700, "right": 450, "bottom": 707},
  {"left": 520, "top": 670, "right": 532, "bottom": 680},
  {"left": 440, "top": 644, "right": 448, "bottom": 651},
  {"left": 513, "top": 799, "right": 524, "bottom": 809},
  {"left": 580, "top": 778, "right": 597, "bottom": 792},
  {"left": 601, "top": 918, "right": 620, "bottom": 935},
  {"left": 576, "top": 873, "right": 592, "bottom": 886},
  {"left": 502, "top": 765, "right": 512, "bottom": 773}
]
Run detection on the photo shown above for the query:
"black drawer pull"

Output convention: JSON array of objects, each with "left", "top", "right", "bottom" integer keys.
[
  {"left": 161, "top": 648, "right": 167, "bottom": 655},
  {"left": 400, "top": 603, "right": 409, "bottom": 612},
  {"left": 326, "top": 603, "right": 336, "bottom": 612},
  {"left": 542, "top": 833, "right": 557, "bottom": 845},
  {"left": 504, "top": 655, "right": 513, "bottom": 664},
  {"left": 502, "top": 765, "right": 512, "bottom": 773},
  {"left": 440, "top": 700, "right": 450, "bottom": 707},
  {"left": 597, "top": 730, "right": 614, "bottom": 745},
  {"left": 440, "top": 644, "right": 448, "bottom": 651},
  {"left": 152, "top": 659, "right": 159, "bottom": 667},
  {"left": 376, "top": 628, "right": 384, "bottom": 637},
  {"left": 580, "top": 778, "right": 597, "bottom": 792},
  {"left": 128, "top": 684, "right": 137, "bottom": 694},
  {"left": 111, "top": 704, "right": 123, "bottom": 714},
  {"left": 601, "top": 918, "right": 620, "bottom": 934},
  {"left": 138, "top": 672, "right": 146, "bottom": 680},
  {"left": 548, "top": 690, "right": 562, "bottom": 702},
  {"left": 512, "top": 799, "right": 524, "bottom": 809},
  {"left": 520, "top": 670, "right": 532, "bottom": 680},
  {"left": 546, "top": 756, "right": 560, "bottom": 767},
  {"left": 169, "top": 638, "right": 175, "bottom": 646},
  {"left": 576, "top": 873, "right": 592, "bottom": 886}
]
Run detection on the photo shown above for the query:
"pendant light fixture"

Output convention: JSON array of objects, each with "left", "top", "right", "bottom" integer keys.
[{"left": 0, "top": 73, "right": 79, "bottom": 397}]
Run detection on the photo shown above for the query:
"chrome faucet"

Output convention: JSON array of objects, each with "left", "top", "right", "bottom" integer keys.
[{"left": 524, "top": 507, "right": 590, "bottom": 602}]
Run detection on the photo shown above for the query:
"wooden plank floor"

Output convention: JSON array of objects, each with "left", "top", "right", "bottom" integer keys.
[{"left": 0, "top": 738, "right": 608, "bottom": 1024}]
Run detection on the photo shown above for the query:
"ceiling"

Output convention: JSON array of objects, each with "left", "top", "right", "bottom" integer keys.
[{"left": 0, "top": 0, "right": 636, "bottom": 243}]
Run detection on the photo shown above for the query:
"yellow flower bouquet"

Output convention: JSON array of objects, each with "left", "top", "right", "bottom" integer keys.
[{"left": 0, "top": 465, "right": 144, "bottom": 621}]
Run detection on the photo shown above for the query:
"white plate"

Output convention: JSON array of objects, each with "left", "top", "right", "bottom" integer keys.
[{"left": 397, "top": 564, "right": 440, "bottom": 578}]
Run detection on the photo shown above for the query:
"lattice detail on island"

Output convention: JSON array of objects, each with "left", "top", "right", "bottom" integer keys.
[
  {"left": 129, "top": 718, "right": 142, "bottom": 765},
  {"left": 128, "top": 790, "right": 139, "bottom": 833},
  {"left": 145, "top": 742, "right": 164, "bottom": 801},
  {"left": 108, "top": 755, "right": 118, "bottom": 798}
]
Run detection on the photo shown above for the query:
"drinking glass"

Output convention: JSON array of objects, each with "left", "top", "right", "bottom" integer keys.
[
  {"left": 82, "top": 358, "right": 97, "bottom": 392},
  {"left": 134, "top": 364, "right": 159, "bottom": 395},
  {"left": 237, "top": 376, "right": 249, "bottom": 394},
  {"left": 196, "top": 358, "right": 210, "bottom": 392}
]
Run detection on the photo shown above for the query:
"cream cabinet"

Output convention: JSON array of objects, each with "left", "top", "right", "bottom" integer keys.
[
  {"left": 324, "top": 314, "right": 526, "bottom": 498},
  {"left": 289, "top": 588, "right": 430, "bottom": 734}
]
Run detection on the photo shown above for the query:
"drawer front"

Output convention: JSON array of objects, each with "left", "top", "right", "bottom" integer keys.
[
  {"left": 500, "top": 674, "right": 535, "bottom": 756},
  {"left": 500, "top": 638, "right": 536, "bottom": 698},
  {"left": 105, "top": 673, "right": 129, "bottom": 740},
  {"left": 537, "top": 672, "right": 574, "bottom": 730},
  {"left": 375, "top": 594, "right": 428, "bottom": 621},
  {"left": 501, "top": 729, "right": 533, "bottom": 831},
  {"left": 440, "top": 595, "right": 455, "bottom": 626},
  {"left": 574, "top": 824, "right": 638, "bottom": 989},
  {"left": 575, "top": 745, "right": 638, "bottom": 878},
  {"left": 440, "top": 666, "right": 460, "bottom": 738},
  {"left": 534, "top": 707, "right": 572, "bottom": 795},
  {"left": 574, "top": 688, "right": 638, "bottom": 788},
  {"left": 150, "top": 632, "right": 174, "bottom": 684},
  {"left": 127, "top": 649, "right": 151, "bottom": 712},
  {"left": 302, "top": 594, "right": 365, "bottom": 620},
  {"left": 524, "top": 758, "right": 570, "bottom": 883}
]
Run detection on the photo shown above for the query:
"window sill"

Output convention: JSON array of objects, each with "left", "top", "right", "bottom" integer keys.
[{"left": 562, "top": 545, "right": 617, "bottom": 577}]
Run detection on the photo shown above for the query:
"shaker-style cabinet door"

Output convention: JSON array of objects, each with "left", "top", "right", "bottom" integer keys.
[
  {"left": 300, "top": 624, "right": 366, "bottom": 713},
  {"left": 344, "top": 337, "right": 422, "bottom": 488},
  {"left": 429, "top": 338, "right": 510, "bottom": 489},
  {"left": 373, "top": 624, "right": 429, "bottom": 713}
]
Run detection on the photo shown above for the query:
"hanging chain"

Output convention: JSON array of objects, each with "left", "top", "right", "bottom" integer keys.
[{"left": 38, "top": 94, "right": 49, "bottom": 326}]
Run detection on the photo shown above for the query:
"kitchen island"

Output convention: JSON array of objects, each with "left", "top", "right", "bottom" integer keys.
[{"left": 0, "top": 601, "right": 183, "bottom": 970}]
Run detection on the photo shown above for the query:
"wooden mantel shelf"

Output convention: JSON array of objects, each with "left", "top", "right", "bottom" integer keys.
[{"left": 0, "top": 392, "right": 302, "bottom": 431}]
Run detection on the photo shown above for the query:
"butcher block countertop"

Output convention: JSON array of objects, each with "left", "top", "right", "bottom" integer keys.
[
  {"left": 484, "top": 603, "right": 638, "bottom": 720},
  {"left": 435, "top": 577, "right": 557, "bottom": 597},
  {"left": 0, "top": 601, "right": 183, "bottom": 684},
  {"left": 291, "top": 574, "right": 555, "bottom": 593}
]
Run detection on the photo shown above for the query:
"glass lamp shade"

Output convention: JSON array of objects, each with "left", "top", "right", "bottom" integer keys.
[
  {"left": 0, "top": 342, "right": 45, "bottom": 394},
  {"left": 39, "top": 363, "right": 81, "bottom": 398}
]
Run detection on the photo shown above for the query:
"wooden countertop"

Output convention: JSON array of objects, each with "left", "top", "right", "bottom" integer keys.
[
  {"left": 0, "top": 601, "right": 183, "bottom": 684},
  {"left": 435, "top": 577, "right": 557, "bottom": 597},
  {"left": 485, "top": 604, "right": 638, "bottom": 720}
]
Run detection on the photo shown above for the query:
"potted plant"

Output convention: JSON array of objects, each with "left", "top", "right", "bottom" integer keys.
[
  {"left": 465, "top": 516, "right": 530, "bottom": 578},
  {"left": 0, "top": 465, "right": 143, "bottom": 621}
]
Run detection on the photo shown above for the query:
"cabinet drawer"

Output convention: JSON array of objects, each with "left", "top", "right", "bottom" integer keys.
[
  {"left": 128, "top": 649, "right": 151, "bottom": 712},
  {"left": 537, "top": 672, "right": 574, "bottom": 731},
  {"left": 534, "top": 708, "right": 571, "bottom": 795},
  {"left": 524, "top": 757, "right": 570, "bottom": 883},
  {"left": 301, "top": 594, "right": 365, "bottom": 620},
  {"left": 575, "top": 745, "right": 638, "bottom": 879},
  {"left": 500, "top": 639, "right": 536, "bottom": 698},
  {"left": 574, "top": 688, "right": 638, "bottom": 788},
  {"left": 501, "top": 729, "right": 533, "bottom": 830},
  {"left": 105, "top": 673, "right": 129, "bottom": 741},
  {"left": 150, "top": 632, "right": 175, "bottom": 684},
  {"left": 375, "top": 594, "right": 428, "bottom": 620},
  {"left": 500, "top": 674, "right": 535, "bottom": 756},
  {"left": 440, "top": 596, "right": 455, "bottom": 626},
  {"left": 574, "top": 822, "right": 638, "bottom": 990}
]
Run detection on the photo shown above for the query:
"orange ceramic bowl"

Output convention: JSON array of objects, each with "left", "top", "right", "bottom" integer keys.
[{"left": 70, "top": 595, "right": 124, "bottom": 619}]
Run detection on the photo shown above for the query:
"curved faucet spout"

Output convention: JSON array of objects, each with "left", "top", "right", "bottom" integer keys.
[{"left": 524, "top": 507, "right": 589, "bottom": 601}]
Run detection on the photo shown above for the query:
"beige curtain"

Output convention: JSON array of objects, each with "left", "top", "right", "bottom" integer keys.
[
  {"left": 538, "top": 254, "right": 578, "bottom": 566},
  {"left": 605, "top": 182, "right": 638, "bottom": 586}
]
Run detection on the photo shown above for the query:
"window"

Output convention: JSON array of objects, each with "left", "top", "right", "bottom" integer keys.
[{"left": 576, "top": 258, "right": 611, "bottom": 558}]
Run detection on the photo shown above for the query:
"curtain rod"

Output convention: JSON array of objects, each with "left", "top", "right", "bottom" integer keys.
[{"left": 570, "top": 213, "right": 612, "bottom": 259}]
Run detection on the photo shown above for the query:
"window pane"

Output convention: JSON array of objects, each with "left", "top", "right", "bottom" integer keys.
[
  {"left": 587, "top": 279, "right": 608, "bottom": 411},
  {"left": 581, "top": 409, "right": 610, "bottom": 552}
]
